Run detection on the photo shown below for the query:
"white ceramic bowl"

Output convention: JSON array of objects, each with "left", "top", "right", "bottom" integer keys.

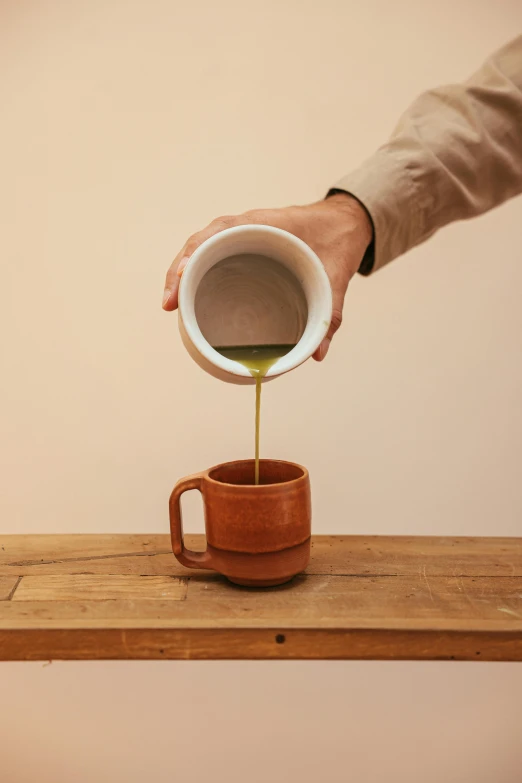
[{"left": 178, "top": 225, "right": 332, "bottom": 385}]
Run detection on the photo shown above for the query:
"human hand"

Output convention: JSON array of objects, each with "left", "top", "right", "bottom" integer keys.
[{"left": 162, "top": 194, "right": 373, "bottom": 360}]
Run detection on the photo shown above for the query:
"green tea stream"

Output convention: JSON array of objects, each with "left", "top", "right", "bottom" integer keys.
[{"left": 214, "top": 345, "right": 295, "bottom": 484}]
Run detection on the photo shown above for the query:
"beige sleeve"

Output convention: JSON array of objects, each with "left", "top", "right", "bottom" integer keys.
[{"left": 332, "top": 35, "right": 522, "bottom": 274}]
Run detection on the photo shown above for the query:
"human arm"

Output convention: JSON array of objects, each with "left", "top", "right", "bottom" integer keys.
[{"left": 163, "top": 35, "right": 522, "bottom": 358}]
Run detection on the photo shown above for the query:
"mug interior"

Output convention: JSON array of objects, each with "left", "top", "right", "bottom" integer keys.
[{"left": 208, "top": 459, "right": 305, "bottom": 486}]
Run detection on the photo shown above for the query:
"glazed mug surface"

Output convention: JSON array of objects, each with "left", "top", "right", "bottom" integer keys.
[{"left": 169, "top": 459, "right": 311, "bottom": 587}]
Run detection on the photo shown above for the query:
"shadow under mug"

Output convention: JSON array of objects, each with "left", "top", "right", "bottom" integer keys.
[{"left": 169, "top": 459, "right": 311, "bottom": 587}]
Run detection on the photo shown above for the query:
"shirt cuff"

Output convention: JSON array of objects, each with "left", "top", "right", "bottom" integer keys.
[
  {"left": 328, "top": 147, "right": 423, "bottom": 274},
  {"left": 326, "top": 188, "right": 376, "bottom": 275}
]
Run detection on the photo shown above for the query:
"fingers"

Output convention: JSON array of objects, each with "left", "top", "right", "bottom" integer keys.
[
  {"left": 313, "top": 305, "right": 344, "bottom": 362},
  {"left": 162, "top": 239, "right": 195, "bottom": 311},
  {"left": 162, "top": 209, "right": 291, "bottom": 310},
  {"left": 162, "top": 252, "right": 184, "bottom": 310},
  {"left": 164, "top": 204, "right": 349, "bottom": 363},
  {"left": 162, "top": 216, "right": 238, "bottom": 311}
]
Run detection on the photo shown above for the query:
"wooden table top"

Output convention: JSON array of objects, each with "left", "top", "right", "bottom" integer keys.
[{"left": 1, "top": 534, "right": 521, "bottom": 661}]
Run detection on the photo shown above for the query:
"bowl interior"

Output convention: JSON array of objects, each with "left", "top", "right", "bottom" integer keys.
[
  {"left": 195, "top": 253, "right": 308, "bottom": 350},
  {"left": 179, "top": 225, "right": 332, "bottom": 379}
]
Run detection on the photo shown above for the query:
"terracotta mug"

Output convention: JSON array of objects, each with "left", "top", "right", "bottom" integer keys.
[{"left": 169, "top": 459, "right": 311, "bottom": 587}]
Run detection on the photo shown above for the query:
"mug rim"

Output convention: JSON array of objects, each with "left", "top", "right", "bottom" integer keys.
[
  {"left": 205, "top": 458, "right": 308, "bottom": 487},
  {"left": 178, "top": 224, "right": 332, "bottom": 381}
]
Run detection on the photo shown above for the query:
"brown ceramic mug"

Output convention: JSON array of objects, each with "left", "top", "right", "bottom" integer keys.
[{"left": 169, "top": 459, "right": 311, "bottom": 587}]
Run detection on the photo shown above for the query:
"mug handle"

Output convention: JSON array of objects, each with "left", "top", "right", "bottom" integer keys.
[{"left": 169, "top": 474, "right": 214, "bottom": 571}]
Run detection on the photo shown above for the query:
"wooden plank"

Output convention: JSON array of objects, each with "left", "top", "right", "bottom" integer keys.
[
  {"left": 0, "top": 534, "right": 168, "bottom": 563},
  {"left": 0, "top": 576, "right": 20, "bottom": 601},
  {"left": 1, "top": 628, "right": 521, "bottom": 662},
  {"left": 1, "top": 535, "right": 521, "bottom": 577},
  {"left": 307, "top": 536, "right": 522, "bottom": 576},
  {"left": 1, "top": 575, "right": 521, "bottom": 629},
  {"left": 184, "top": 574, "right": 522, "bottom": 628},
  {"left": 12, "top": 575, "right": 187, "bottom": 602},
  {"left": 0, "top": 534, "right": 178, "bottom": 577},
  {"left": 0, "top": 534, "right": 521, "bottom": 661}
]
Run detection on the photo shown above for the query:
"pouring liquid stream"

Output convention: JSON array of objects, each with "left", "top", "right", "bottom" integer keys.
[{"left": 214, "top": 345, "right": 296, "bottom": 484}]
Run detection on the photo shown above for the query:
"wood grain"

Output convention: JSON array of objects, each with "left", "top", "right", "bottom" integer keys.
[
  {"left": 0, "top": 534, "right": 176, "bottom": 576},
  {"left": 0, "top": 576, "right": 20, "bottom": 601},
  {"left": 0, "top": 627, "right": 521, "bottom": 661},
  {"left": 307, "top": 536, "right": 522, "bottom": 576},
  {"left": 1, "top": 534, "right": 521, "bottom": 576},
  {"left": 1, "top": 575, "right": 521, "bottom": 629},
  {"left": 12, "top": 575, "right": 187, "bottom": 602},
  {"left": 0, "top": 534, "right": 521, "bottom": 661}
]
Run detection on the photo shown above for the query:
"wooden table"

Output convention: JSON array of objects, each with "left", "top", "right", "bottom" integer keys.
[{"left": 1, "top": 534, "right": 521, "bottom": 661}]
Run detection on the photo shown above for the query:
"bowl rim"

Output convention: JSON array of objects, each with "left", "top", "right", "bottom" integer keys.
[{"left": 178, "top": 224, "right": 333, "bottom": 379}]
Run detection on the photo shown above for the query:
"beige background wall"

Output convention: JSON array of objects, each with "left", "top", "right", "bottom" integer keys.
[{"left": 2, "top": 1, "right": 522, "bottom": 781}]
